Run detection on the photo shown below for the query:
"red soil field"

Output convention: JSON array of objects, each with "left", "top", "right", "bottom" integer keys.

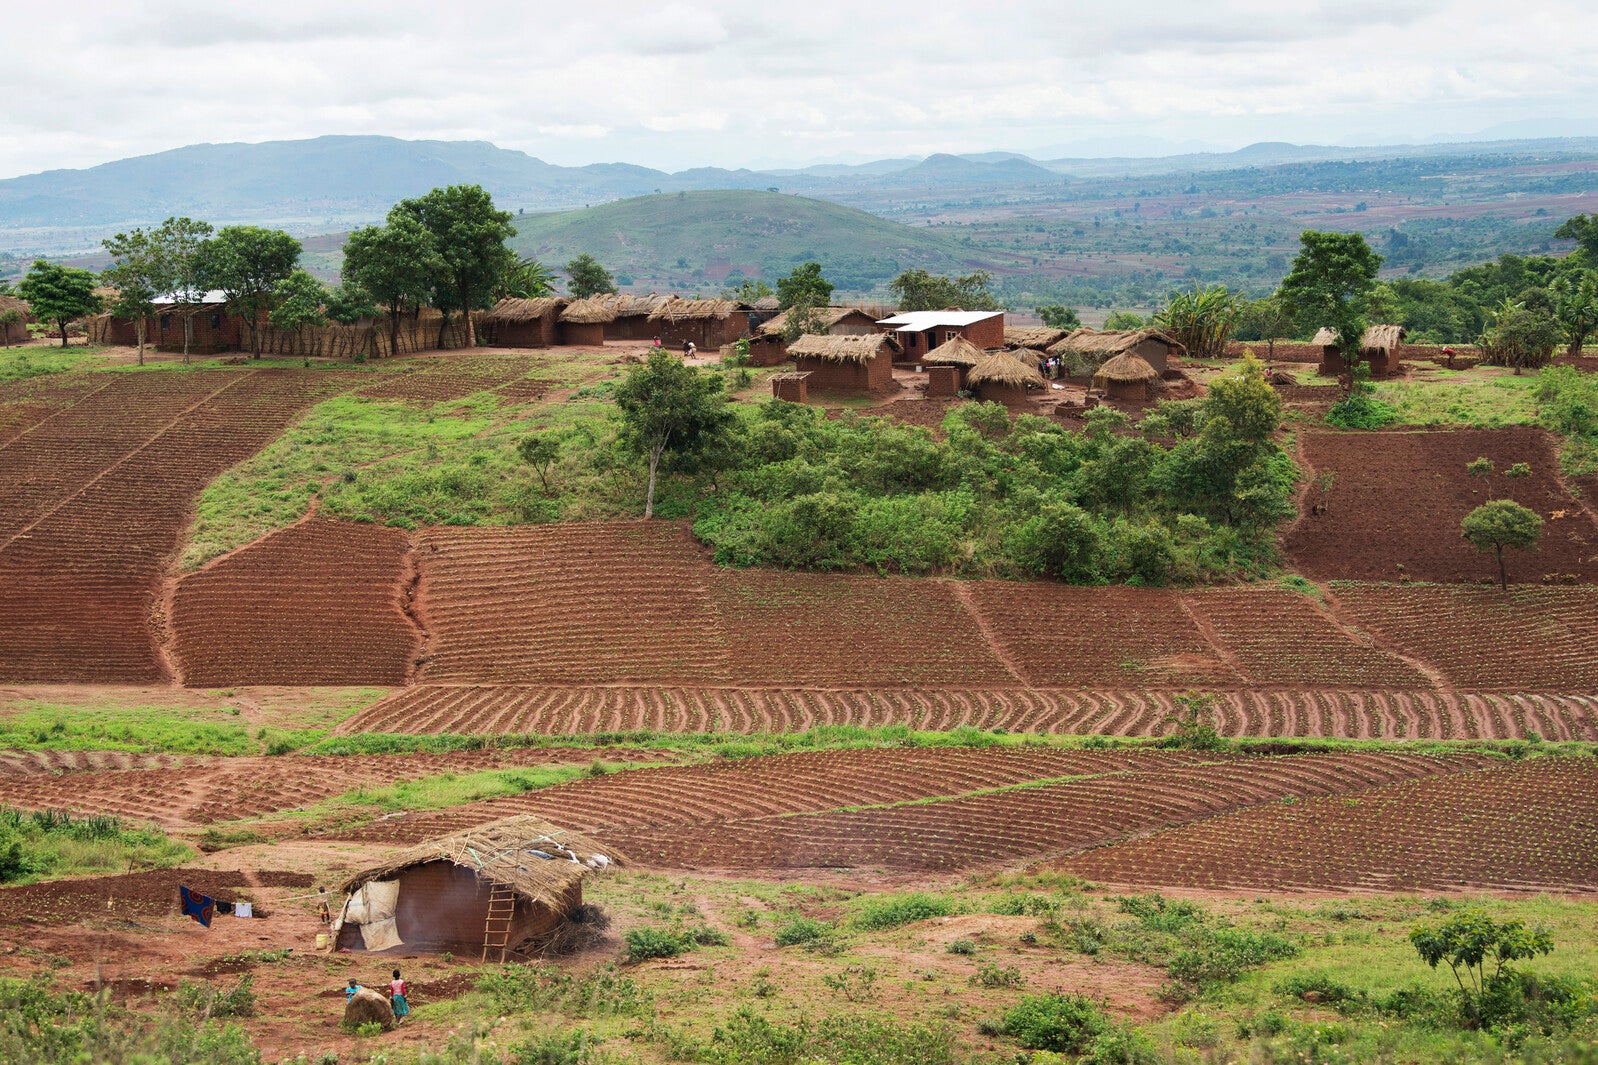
[
  {"left": 170, "top": 519, "right": 421, "bottom": 686},
  {"left": 355, "top": 355, "right": 546, "bottom": 405},
  {"left": 0, "top": 750, "right": 198, "bottom": 778},
  {"left": 0, "top": 370, "right": 361, "bottom": 683},
  {"left": 1334, "top": 584, "right": 1598, "bottom": 693},
  {"left": 1286, "top": 428, "right": 1598, "bottom": 583},
  {"left": 341, "top": 685, "right": 1598, "bottom": 742},
  {"left": 0, "top": 869, "right": 312, "bottom": 922},
  {"left": 1061, "top": 757, "right": 1598, "bottom": 893},
  {"left": 414, "top": 521, "right": 733, "bottom": 685}
]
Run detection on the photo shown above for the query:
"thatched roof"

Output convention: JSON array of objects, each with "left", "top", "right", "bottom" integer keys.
[
  {"left": 1094, "top": 352, "right": 1160, "bottom": 384},
  {"left": 649, "top": 297, "right": 740, "bottom": 322},
  {"left": 788, "top": 333, "right": 896, "bottom": 365},
  {"left": 485, "top": 297, "right": 567, "bottom": 323},
  {"left": 1051, "top": 327, "right": 1186, "bottom": 359},
  {"left": 969, "top": 349, "right": 1044, "bottom": 388},
  {"left": 755, "top": 306, "right": 874, "bottom": 337},
  {"left": 0, "top": 295, "right": 31, "bottom": 322},
  {"left": 1312, "top": 324, "right": 1407, "bottom": 353},
  {"left": 1005, "top": 326, "right": 1069, "bottom": 350},
  {"left": 923, "top": 335, "right": 987, "bottom": 367},
  {"left": 561, "top": 297, "right": 620, "bottom": 324},
  {"left": 339, "top": 815, "right": 619, "bottom": 906}
]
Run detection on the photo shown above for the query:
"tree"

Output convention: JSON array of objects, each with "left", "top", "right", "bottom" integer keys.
[
  {"left": 196, "top": 226, "right": 302, "bottom": 357},
  {"left": 1103, "top": 311, "right": 1145, "bottom": 330},
  {"left": 1278, "top": 231, "right": 1383, "bottom": 391},
  {"left": 517, "top": 431, "right": 563, "bottom": 494},
  {"left": 1554, "top": 214, "right": 1598, "bottom": 260},
  {"left": 1410, "top": 911, "right": 1553, "bottom": 1025},
  {"left": 323, "top": 281, "right": 378, "bottom": 326},
  {"left": 343, "top": 214, "right": 441, "bottom": 357},
  {"left": 499, "top": 257, "right": 557, "bottom": 300},
  {"left": 775, "top": 262, "right": 833, "bottom": 311},
  {"left": 1035, "top": 304, "right": 1081, "bottom": 331},
  {"left": 101, "top": 229, "right": 170, "bottom": 366},
  {"left": 1551, "top": 272, "right": 1598, "bottom": 356},
  {"left": 1478, "top": 299, "right": 1563, "bottom": 374},
  {"left": 1155, "top": 284, "right": 1243, "bottom": 357},
  {"left": 152, "top": 216, "right": 213, "bottom": 364},
  {"left": 887, "top": 268, "right": 1002, "bottom": 312},
  {"left": 1232, "top": 294, "right": 1297, "bottom": 360},
  {"left": 723, "top": 278, "right": 774, "bottom": 302},
  {"left": 1461, "top": 500, "right": 1543, "bottom": 590},
  {"left": 391, "top": 185, "right": 517, "bottom": 349},
  {"left": 612, "top": 348, "right": 735, "bottom": 518},
  {"left": 17, "top": 260, "right": 101, "bottom": 348},
  {"left": 564, "top": 254, "right": 617, "bottom": 299},
  {"left": 269, "top": 269, "right": 327, "bottom": 356}
]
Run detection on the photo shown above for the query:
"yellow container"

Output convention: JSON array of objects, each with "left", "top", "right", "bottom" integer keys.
[{"left": 315, "top": 933, "right": 330, "bottom": 950}]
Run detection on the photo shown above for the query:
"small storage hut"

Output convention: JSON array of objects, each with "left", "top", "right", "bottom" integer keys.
[
  {"left": 560, "top": 297, "right": 618, "bottom": 346},
  {"left": 484, "top": 297, "right": 567, "bottom": 348},
  {"left": 331, "top": 816, "right": 619, "bottom": 960},
  {"left": 649, "top": 298, "right": 750, "bottom": 350},
  {"left": 922, "top": 335, "right": 987, "bottom": 396},
  {"left": 1093, "top": 352, "right": 1161, "bottom": 400},
  {"left": 1050, "top": 328, "right": 1185, "bottom": 377},
  {"left": 1312, "top": 324, "right": 1407, "bottom": 377},
  {"left": 0, "top": 295, "right": 32, "bottom": 346},
  {"left": 788, "top": 333, "right": 899, "bottom": 393},
  {"left": 968, "top": 349, "right": 1044, "bottom": 406},
  {"left": 748, "top": 307, "right": 879, "bottom": 366}
]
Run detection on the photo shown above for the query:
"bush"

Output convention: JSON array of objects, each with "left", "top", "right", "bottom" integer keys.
[
  {"left": 946, "top": 938, "right": 977, "bottom": 955},
  {"left": 1080, "top": 1025, "right": 1161, "bottom": 1065},
  {"left": 851, "top": 892, "right": 959, "bottom": 931},
  {"left": 1327, "top": 392, "right": 1399, "bottom": 429},
  {"left": 623, "top": 927, "right": 686, "bottom": 963},
  {"left": 969, "top": 963, "right": 1023, "bottom": 988},
  {"left": 773, "top": 915, "right": 831, "bottom": 948},
  {"left": 1003, "top": 994, "right": 1109, "bottom": 1052}
]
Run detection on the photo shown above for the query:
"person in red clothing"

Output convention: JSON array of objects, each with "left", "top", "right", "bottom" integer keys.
[{"left": 388, "top": 968, "right": 410, "bottom": 1019}]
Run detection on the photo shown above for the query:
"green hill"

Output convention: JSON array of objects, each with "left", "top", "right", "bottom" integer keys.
[{"left": 510, "top": 190, "right": 969, "bottom": 293}]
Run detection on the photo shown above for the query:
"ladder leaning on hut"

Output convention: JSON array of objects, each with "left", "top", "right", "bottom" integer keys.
[{"left": 481, "top": 880, "right": 516, "bottom": 963}]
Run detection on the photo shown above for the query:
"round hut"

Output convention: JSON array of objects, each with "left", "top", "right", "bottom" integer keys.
[
  {"left": 560, "top": 298, "right": 618, "bottom": 346},
  {"left": 923, "top": 335, "right": 986, "bottom": 396},
  {"left": 967, "top": 349, "right": 1044, "bottom": 406},
  {"left": 1093, "top": 352, "right": 1161, "bottom": 400}
]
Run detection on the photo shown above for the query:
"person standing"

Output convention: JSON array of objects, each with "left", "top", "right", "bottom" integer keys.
[{"left": 389, "top": 969, "right": 410, "bottom": 1020}]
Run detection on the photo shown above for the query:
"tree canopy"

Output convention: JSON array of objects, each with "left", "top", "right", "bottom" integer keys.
[
  {"left": 1461, "top": 499, "right": 1542, "bottom": 590},
  {"left": 775, "top": 262, "right": 834, "bottom": 311},
  {"left": 1035, "top": 304, "right": 1081, "bottom": 330},
  {"left": 343, "top": 213, "right": 442, "bottom": 356},
  {"left": 269, "top": 269, "right": 328, "bottom": 353},
  {"left": 17, "top": 260, "right": 102, "bottom": 348},
  {"left": 565, "top": 254, "right": 617, "bottom": 299},
  {"left": 152, "top": 216, "right": 214, "bottom": 362},
  {"left": 612, "top": 349, "right": 735, "bottom": 518},
  {"left": 888, "top": 269, "right": 1003, "bottom": 312},
  {"left": 196, "top": 226, "right": 302, "bottom": 357},
  {"left": 390, "top": 184, "right": 516, "bottom": 348},
  {"left": 100, "top": 229, "right": 168, "bottom": 364},
  {"left": 1278, "top": 231, "right": 1383, "bottom": 375}
]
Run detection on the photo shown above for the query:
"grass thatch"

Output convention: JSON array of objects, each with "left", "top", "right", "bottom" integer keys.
[
  {"left": 1005, "top": 326, "right": 1069, "bottom": 350},
  {"left": 1093, "top": 351, "right": 1160, "bottom": 384},
  {"left": 561, "top": 297, "right": 621, "bottom": 324},
  {"left": 755, "top": 306, "right": 873, "bottom": 337},
  {"left": 339, "top": 815, "right": 619, "bottom": 907},
  {"left": 485, "top": 297, "right": 567, "bottom": 323},
  {"left": 923, "top": 335, "right": 988, "bottom": 367},
  {"left": 649, "top": 297, "right": 740, "bottom": 322},
  {"left": 969, "top": 349, "right": 1044, "bottom": 388},
  {"left": 788, "top": 333, "right": 895, "bottom": 365},
  {"left": 1050, "top": 327, "right": 1185, "bottom": 359},
  {"left": 1312, "top": 324, "right": 1407, "bottom": 354}
]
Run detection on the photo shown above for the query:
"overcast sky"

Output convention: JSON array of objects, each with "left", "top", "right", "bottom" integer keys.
[{"left": 3, "top": 0, "right": 1595, "bottom": 179}]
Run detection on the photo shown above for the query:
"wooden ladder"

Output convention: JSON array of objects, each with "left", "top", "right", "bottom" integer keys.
[{"left": 481, "top": 881, "right": 516, "bottom": 963}]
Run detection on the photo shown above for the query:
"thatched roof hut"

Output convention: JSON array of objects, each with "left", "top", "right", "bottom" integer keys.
[
  {"left": 485, "top": 297, "right": 567, "bottom": 323},
  {"left": 649, "top": 297, "right": 740, "bottom": 323},
  {"left": 560, "top": 297, "right": 621, "bottom": 324},
  {"left": 787, "top": 333, "right": 897, "bottom": 364},
  {"left": 1005, "top": 326, "right": 1069, "bottom": 351},
  {"left": 968, "top": 348, "right": 1043, "bottom": 406},
  {"left": 1312, "top": 324, "right": 1407, "bottom": 376},
  {"left": 0, "top": 295, "right": 32, "bottom": 346},
  {"left": 485, "top": 297, "right": 568, "bottom": 348},
  {"left": 1051, "top": 328, "right": 1185, "bottom": 375},
  {"left": 332, "top": 815, "right": 619, "bottom": 959},
  {"left": 1093, "top": 352, "right": 1161, "bottom": 400},
  {"left": 789, "top": 333, "right": 899, "bottom": 393},
  {"left": 755, "top": 306, "right": 877, "bottom": 338},
  {"left": 923, "top": 335, "right": 987, "bottom": 368}
]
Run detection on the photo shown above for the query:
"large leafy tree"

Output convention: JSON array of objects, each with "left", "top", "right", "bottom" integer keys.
[
  {"left": 1478, "top": 299, "right": 1563, "bottom": 374},
  {"left": 391, "top": 185, "right": 516, "bottom": 349},
  {"left": 101, "top": 228, "right": 170, "bottom": 365},
  {"left": 196, "top": 226, "right": 302, "bottom": 357},
  {"left": 343, "top": 214, "right": 441, "bottom": 356},
  {"left": 776, "top": 261, "right": 834, "bottom": 311},
  {"left": 152, "top": 216, "right": 213, "bottom": 363},
  {"left": 1554, "top": 214, "right": 1598, "bottom": 260},
  {"left": 564, "top": 254, "right": 617, "bottom": 299},
  {"left": 888, "top": 268, "right": 1003, "bottom": 312},
  {"left": 612, "top": 348, "right": 735, "bottom": 518},
  {"left": 17, "top": 260, "right": 101, "bottom": 347},
  {"left": 1035, "top": 304, "right": 1081, "bottom": 330},
  {"left": 1232, "top": 295, "right": 1297, "bottom": 360},
  {"left": 1461, "top": 499, "right": 1543, "bottom": 590},
  {"left": 269, "top": 269, "right": 328, "bottom": 356},
  {"left": 1551, "top": 272, "right": 1598, "bottom": 356},
  {"left": 1277, "top": 231, "right": 1383, "bottom": 388}
]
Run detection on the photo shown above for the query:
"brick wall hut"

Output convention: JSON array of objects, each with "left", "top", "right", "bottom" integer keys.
[
  {"left": 789, "top": 333, "right": 899, "bottom": 393},
  {"left": 560, "top": 297, "right": 618, "bottom": 346},
  {"left": 0, "top": 295, "right": 33, "bottom": 346},
  {"left": 1093, "top": 351, "right": 1161, "bottom": 401},
  {"left": 331, "top": 816, "right": 618, "bottom": 960},
  {"left": 968, "top": 349, "right": 1044, "bottom": 406},
  {"left": 1313, "top": 324, "right": 1407, "bottom": 378},
  {"left": 152, "top": 301, "right": 244, "bottom": 354},
  {"left": 1050, "top": 328, "right": 1185, "bottom": 377},
  {"left": 649, "top": 298, "right": 750, "bottom": 350},
  {"left": 922, "top": 335, "right": 987, "bottom": 395},
  {"left": 748, "top": 307, "right": 880, "bottom": 367},
  {"left": 876, "top": 310, "right": 1005, "bottom": 364},
  {"left": 484, "top": 297, "right": 567, "bottom": 348}
]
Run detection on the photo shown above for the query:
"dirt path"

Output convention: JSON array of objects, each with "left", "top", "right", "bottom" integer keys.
[
  {"left": 948, "top": 580, "right": 1029, "bottom": 687},
  {"left": 1316, "top": 583, "right": 1455, "bottom": 691},
  {"left": 1175, "top": 596, "right": 1252, "bottom": 685}
]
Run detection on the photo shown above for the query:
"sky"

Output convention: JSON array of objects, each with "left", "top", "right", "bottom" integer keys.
[{"left": 2, "top": 0, "right": 1596, "bottom": 180}]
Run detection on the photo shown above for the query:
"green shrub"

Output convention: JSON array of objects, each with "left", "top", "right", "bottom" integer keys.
[
  {"left": 478, "top": 964, "right": 651, "bottom": 1018},
  {"left": 704, "top": 1008, "right": 955, "bottom": 1065},
  {"left": 1003, "top": 993, "right": 1109, "bottom": 1052},
  {"left": 851, "top": 892, "right": 959, "bottom": 931},
  {"left": 623, "top": 928, "right": 686, "bottom": 962},
  {"left": 946, "top": 938, "right": 977, "bottom": 956},
  {"left": 990, "top": 892, "right": 1060, "bottom": 917},
  {"left": 969, "top": 963, "right": 1023, "bottom": 988},
  {"left": 1080, "top": 1025, "right": 1161, "bottom": 1065},
  {"left": 1467, "top": 456, "right": 1495, "bottom": 475},
  {"left": 773, "top": 915, "right": 831, "bottom": 948},
  {"left": 1328, "top": 392, "right": 1399, "bottom": 429},
  {"left": 1506, "top": 461, "right": 1532, "bottom": 477}
]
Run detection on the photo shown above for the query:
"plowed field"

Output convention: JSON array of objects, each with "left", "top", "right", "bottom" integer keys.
[
  {"left": 341, "top": 685, "right": 1598, "bottom": 742},
  {"left": 170, "top": 519, "right": 421, "bottom": 686},
  {"left": 1287, "top": 428, "right": 1598, "bottom": 583},
  {"left": 0, "top": 869, "right": 313, "bottom": 922},
  {"left": 0, "top": 370, "right": 360, "bottom": 682},
  {"left": 1061, "top": 757, "right": 1598, "bottom": 893},
  {"left": 355, "top": 355, "right": 546, "bottom": 405}
]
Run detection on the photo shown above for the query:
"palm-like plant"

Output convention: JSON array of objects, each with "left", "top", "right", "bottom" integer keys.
[
  {"left": 498, "top": 257, "right": 557, "bottom": 300},
  {"left": 1154, "top": 284, "right": 1243, "bottom": 357}
]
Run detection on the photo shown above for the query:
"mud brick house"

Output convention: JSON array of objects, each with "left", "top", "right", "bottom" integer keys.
[
  {"left": 483, "top": 297, "right": 567, "bottom": 348},
  {"left": 1050, "top": 328, "right": 1185, "bottom": 376},
  {"left": 331, "top": 816, "right": 618, "bottom": 960},
  {"left": 876, "top": 309, "right": 1005, "bottom": 363},
  {"left": 1093, "top": 351, "right": 1161, "bottom": 400},
  {"left": 92, "top": 290, "right": 244, "bottom": 354},
  {"left": 1313, "top": 324, "right": 1407, "bottom": 377},
  {"left": 559, "top": 297, "right": 616, "bottom": 346},
  {"left": 968, "top": 348, "right": 1044, "bottom": 406},
  {"left": 922, "top": 335, "right": 987, "bottom": 396},
  {"left": 649, "top": 297, "right": 750, "bottom": 350},
  {"left": 747, "top": 306, "right": 880, "bottom": 366},
  {"left": 788, "top": 333, "right": 899, "bottom": 393},
  {"left": 771, "top": 371, "right": 810, "bottom": 402},
  {"left": 0, "top": 295, "right": 32, "bottom": 346}
]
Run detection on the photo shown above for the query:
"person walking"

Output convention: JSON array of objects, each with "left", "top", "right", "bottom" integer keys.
[{"left": 388, "top": 968, "right": 411, "bottom": 1020}]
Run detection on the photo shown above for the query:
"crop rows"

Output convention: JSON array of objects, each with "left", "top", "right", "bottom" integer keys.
[
  {"left": 1062, "top": 758, "right": 1598, "bottom": 892},
  {"left": 170, "top": 518, "right": 422, "bottom": 685},
  {"left": 355, "top": 355, "right": 545, "bottom": 404},
  {"left": 414, "top": 522, "right": 733, "bottom": 685},
  {"left": 340, "top": 685, "right": 1598, "bottom": 742},
  {"left": 0, "top": 749, "right": 200, "bottom": 778}
]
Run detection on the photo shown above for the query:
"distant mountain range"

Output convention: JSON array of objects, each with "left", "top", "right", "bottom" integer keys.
[{"left": 5, "top": 133, "right": 1598, "bottom": 234}]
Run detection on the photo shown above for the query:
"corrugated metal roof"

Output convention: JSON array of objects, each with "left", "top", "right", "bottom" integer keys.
[
  {"left": 153, "top": 290, "right": 229, "bottom": 305},
  {"left": 876, "top": 310, "right": 1003, "bottom": 329}
]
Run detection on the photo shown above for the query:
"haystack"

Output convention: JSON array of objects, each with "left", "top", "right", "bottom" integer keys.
[
  {"left": 968, "top": 349, "right": 1043, "bottom": 406},
  {"left": 344, "top": 987, "right": 395, "bottom": 1031},
  {"left": 1093, "top": 352, "right": 1161, "bottom": 400},
  {"left": 789, "top": 333, "right": 898, "bottom": 393},
  {"left": 332, "top": 815, "right": 619, "bottom": 959},
  {"left": 1313, "top": 324, "right": 1407, "bottom": 377},
  {"left": 1051, "top": 328, "right": 1185, "bottom": 376}
]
